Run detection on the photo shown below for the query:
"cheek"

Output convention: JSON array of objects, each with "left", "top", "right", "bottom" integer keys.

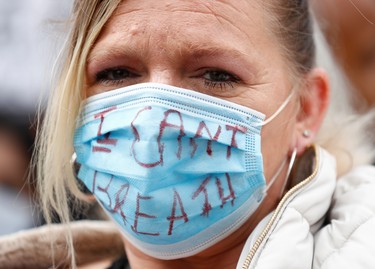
[{"left": 260, "top": 109, "right": 296, "bottom": 181}]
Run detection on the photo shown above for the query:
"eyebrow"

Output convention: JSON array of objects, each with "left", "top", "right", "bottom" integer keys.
[
  {"left": 184, "top": 44, "right": 251, "bottom": 60},
  {"left": 87, "top": 45, "right": 136, "bottom": 65},
  {"left": 87, "top": 38, "right": 260, "bottom": 77},
  {"left": 88, "top": 39, "right": 251, "bottom": 60},
  {"left": 180, "top": 43, "right": 260, "bottom": 75}
]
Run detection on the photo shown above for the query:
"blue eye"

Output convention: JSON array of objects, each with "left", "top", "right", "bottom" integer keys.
[{"left": 203, "top": 70, "right": 240, "bottom": 89}]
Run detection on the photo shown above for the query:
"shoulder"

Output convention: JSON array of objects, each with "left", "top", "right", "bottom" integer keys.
[
  {"left": 313, "top": 165, "right": 375, "bottom": 269},
  {"left": 237, "top": 146, "right": 337, "bottom": 269},
  {"left": 0, "top": 221, "right": 124, "bottom": 269}
]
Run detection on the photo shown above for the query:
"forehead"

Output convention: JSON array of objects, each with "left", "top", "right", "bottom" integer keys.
[
  {"left": 109, "top": 0, "right": 263, "bottom": 27},
  {"left": 95, "top": 0, "right": 273, "bottom": 51}
]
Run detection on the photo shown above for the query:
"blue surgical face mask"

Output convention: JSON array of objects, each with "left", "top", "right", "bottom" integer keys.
[{"left": 73, "top": 83, "right": 292, "bottom": 259}]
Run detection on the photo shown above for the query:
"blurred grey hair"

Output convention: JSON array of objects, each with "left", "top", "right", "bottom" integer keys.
[{"left": 312, "top": 14, "right": 375, "bottom": 176}]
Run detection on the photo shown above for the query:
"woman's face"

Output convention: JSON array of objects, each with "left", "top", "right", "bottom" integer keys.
[
  {"left": 86, "top": 0, "right": 298, "bottom": 183},
  {"left": 84, "top": 0, "right": 322, "bottom": 257}
]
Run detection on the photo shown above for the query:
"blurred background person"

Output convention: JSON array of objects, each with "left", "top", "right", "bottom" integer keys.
[
  {"left": 0, "top": 0, "right": 73, "bottom": 112},
  {"left": 0, "top": 0, "right": 73, "bottom": 235},
  {"left": 311, "top": 0, "right": 375, "bottom": 110},
  {"left": 0, "top": 112, "right": 40, "bottom": 235}
]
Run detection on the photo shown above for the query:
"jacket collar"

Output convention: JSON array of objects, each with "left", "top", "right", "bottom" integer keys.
[{"left": 238, "top": 145, "right": 337, "bottom": 269}]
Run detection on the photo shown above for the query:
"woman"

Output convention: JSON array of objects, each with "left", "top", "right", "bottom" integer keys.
[
  {"left": 35, "top": 0, "right": 375, "bottom": 268},
  {"left": 0, "top": 112, "right": 41, "bottom": 235}
]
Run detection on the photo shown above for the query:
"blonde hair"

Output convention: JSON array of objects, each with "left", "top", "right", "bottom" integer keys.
[
  {"left": 35, "top": 1, "right": 121, "bottom": 267},
  {"left": 36, "top": 0, "right": 375, "bottom": 267}
]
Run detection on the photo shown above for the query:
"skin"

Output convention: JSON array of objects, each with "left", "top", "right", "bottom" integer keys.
[
  {"left": 85, "top": 0, "right": 329, "bottom": 268},
  {"left": 312, "top": 0, "right": 375, "bottom": 107}
]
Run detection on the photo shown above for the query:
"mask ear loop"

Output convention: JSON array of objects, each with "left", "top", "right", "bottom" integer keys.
[
  {"left": 280, "top": 147, "right": 297, "bottom": 195},
  {"left": 253, "top": 90, "right": 295, "bottom": 127},
  {"left": 265, "top": 158, "right": 287, "bottom": 192},
  {"left": 254, "top": 88, "right": 296, "bottom": 193},
  {"left": 265, "top": 147, "right": 297, "bottom": 194}
]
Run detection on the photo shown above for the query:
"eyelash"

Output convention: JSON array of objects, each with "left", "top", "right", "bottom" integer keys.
[
  {"left": 202, "top": 70, "right": 240, "bottom": 90},
  {"left": 94, "top": 67, "right": 240, "bottom": 89},
  {"left": 95, "top": 67, "right": 139, "bottom": 86}
]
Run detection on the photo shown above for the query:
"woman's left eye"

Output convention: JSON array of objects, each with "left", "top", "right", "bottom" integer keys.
[{"left": 202, "top": 70, "right": 240, "bottom": 89}]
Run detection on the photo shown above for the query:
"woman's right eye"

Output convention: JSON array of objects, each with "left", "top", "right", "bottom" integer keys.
[{"left": 95, "top": 67, "right": 139, "bottom": 86}]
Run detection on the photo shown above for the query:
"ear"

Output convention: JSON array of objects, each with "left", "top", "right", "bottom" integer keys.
[{"left": 291, "top": 68, "right": 330, "bottom": 155}]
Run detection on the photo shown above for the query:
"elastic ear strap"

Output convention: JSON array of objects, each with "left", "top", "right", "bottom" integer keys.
[
  {"left": 280, "top": 147, "right": 297, "bottom": 195},
  {"left": 286, "top": 147, "right": 298, "bottom": 177},
  {"left": 254, "top": 90, "right": 295, "bottom": 127},
  {"left": 265, "top": 158, "right": 287, "bottom": 192},
  {"left": 265, "top": 147, "right": 297, "bottom": 193}
]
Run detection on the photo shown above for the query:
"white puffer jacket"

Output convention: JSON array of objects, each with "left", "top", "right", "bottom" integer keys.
[
  {"left": 237, "top": 145, "right": 375, "bottom": 269},
  {"left": 2, "top": 146, "right": 374, "bottom": 269}
]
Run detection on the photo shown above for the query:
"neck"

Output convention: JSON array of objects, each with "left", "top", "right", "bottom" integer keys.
[{"left": 125, "top": 237, "right": 246, "bottom": 269}]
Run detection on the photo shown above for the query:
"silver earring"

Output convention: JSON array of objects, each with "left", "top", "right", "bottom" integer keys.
[{"left": 303, "top": 130, "right": 311, "bottom": 138}]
